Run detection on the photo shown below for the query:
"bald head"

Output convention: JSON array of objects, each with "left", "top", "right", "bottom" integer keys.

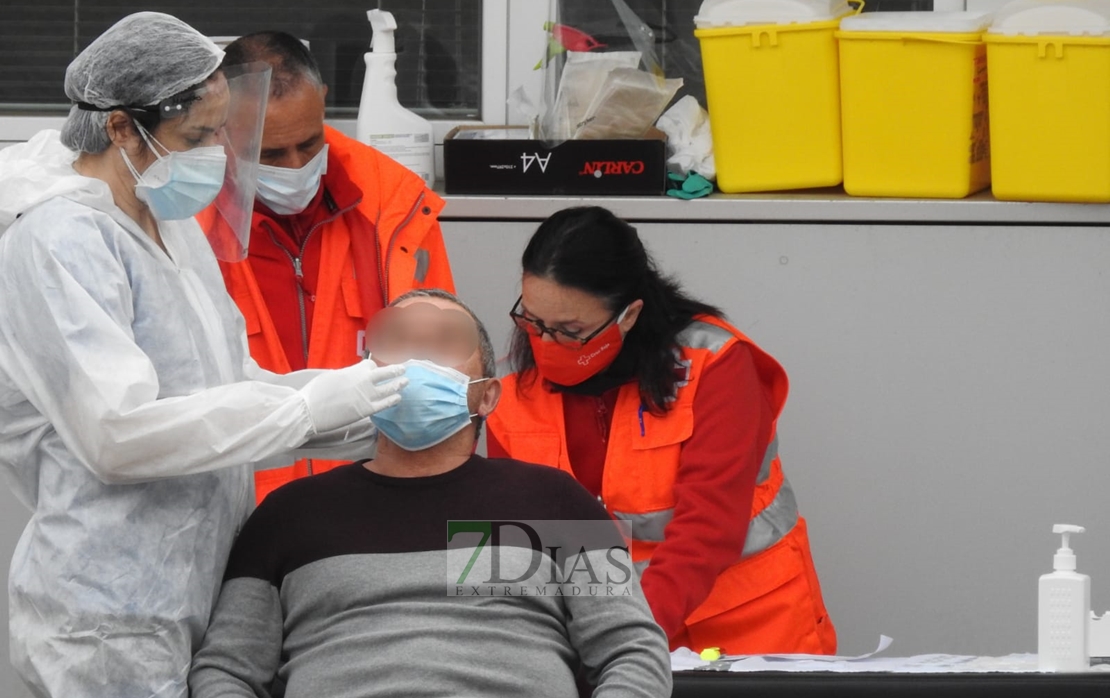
[
  {"left": 223, "top": 31, "right": 323, "bottom": 99},
  {"left": 388, "top": 289, "right": 497, "bottom": 380}
]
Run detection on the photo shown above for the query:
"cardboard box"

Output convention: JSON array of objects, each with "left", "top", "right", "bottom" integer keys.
[{"left": 443, "top": 126, "right": 667, "bottom": 196}]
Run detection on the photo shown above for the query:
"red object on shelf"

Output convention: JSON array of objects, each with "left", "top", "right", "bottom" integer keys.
[{"left": 545, "top": 21, "right": 606, "bottom": 52}]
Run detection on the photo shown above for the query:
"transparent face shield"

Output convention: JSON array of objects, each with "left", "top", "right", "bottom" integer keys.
[{"left": 200, "top": 62, "right": 271, "bottom": 262}]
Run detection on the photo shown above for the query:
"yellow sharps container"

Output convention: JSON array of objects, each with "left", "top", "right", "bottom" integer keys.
[
  {"left": 837, "top": 11, "right": 993, "bottom": 198},
  {"left": 695, "top": 0, "right": 853, "bottom": 193},
  {"left": 985, "top": 0, "right": 1110, "bottom": 203}
]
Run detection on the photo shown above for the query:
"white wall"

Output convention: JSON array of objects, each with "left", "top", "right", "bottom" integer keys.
[{"left": 441, "top": 219, "right": 1110, "bottom": 657}]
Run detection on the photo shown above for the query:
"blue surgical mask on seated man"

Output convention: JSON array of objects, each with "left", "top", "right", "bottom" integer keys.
[
  {"left": 121, "top": 123, "right": 227, "bottom": 220},
  {"left": 369, "top": 358, "right": 489, "bottom": 451},
  {"left": 255, "top": 144, "right": 328, "bottom": 215}
]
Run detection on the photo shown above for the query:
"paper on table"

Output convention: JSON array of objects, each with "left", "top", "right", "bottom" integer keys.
[
  {"left": 670, "top": 647, "right": 711, "bottom": 672},
  {"left": 671, "top": 636, "right": 1110, "bottom": 674},
  {"left": 725, "top": 652, "right": 1110, "bottom": 674},
  {"left": 723, "top": 635, "right": 895, "bottom": 672},
  {"left": 725, "top": 634, "right": 894, "bottom": 664},
  {"left": 727, "top": 654, "right": 974, "bottom": 674},
  {"left": 669, "top": 636, "right": 893, "bottom": 672}
]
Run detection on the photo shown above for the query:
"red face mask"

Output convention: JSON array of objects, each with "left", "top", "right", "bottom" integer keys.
[{"left": 529, "top": 321, "right": 625, "bottom": 387}]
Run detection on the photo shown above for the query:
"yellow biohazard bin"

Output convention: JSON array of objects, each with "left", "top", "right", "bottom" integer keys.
[
  {"left": 695, "top": 0, "right": 853, "bottom": 193},
  {"left": 985, "top": 0, "right": 1110, "bottom": 203},
  {"left": 836, "top": 12, "right": 993, "bottom": 198}
]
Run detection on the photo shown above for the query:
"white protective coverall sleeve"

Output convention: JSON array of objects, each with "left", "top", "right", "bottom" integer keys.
[
  {"left": 244, "top": 363, "right": 324, "bottom": 390},
  {"left": 241, "top": 363, "right": 388, "bottom": 466},
  {"left": 0, "top": 206, "right": 352, "bottom": 485}
]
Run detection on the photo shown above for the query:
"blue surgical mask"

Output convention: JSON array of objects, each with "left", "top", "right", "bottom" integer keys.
[
  {"left": 256, "top": 144, "right": 329, "bottom": 216},
  {"left": 370, "top": 358, "right": 489, "bottom": 451},
  {"left": 121, "top": 124, "right": 227, "bottom": 221}
]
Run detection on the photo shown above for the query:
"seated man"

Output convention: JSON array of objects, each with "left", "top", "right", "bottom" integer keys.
[{"left": 189, "top": 289, "right": 672, "bottom": 698}]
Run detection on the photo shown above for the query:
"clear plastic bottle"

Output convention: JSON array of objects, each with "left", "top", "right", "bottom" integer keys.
[
  {"left": 1038, "top": 524, "right": 1090, "bottom": 672},
  {"left": 356, "top": 9, "right": 435, "bottom": 185}
]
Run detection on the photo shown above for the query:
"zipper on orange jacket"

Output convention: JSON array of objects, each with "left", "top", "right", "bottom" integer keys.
[
  {"left": 378, "top": 191, "right": 426, "bottom": 304},
  {"left": 260, "top": 192, "right": 362, "bottom": 474}
]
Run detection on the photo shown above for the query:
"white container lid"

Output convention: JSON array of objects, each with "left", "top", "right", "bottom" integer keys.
[
  {"left": 695, "top": 0, "right": 853, "bottom": 28},
  {"left": 988, "top": 0, "right": 1110, "bottom": 36},
  {"left": 840, "top": 10, "right": 993, "bottom": 32}
]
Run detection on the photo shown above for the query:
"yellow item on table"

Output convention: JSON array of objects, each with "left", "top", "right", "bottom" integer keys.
[{"left": 700, "top": 647, "right": 722, "bottom": 661}]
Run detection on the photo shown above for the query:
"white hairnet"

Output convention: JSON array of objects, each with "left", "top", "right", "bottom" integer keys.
[{"left": 61, "top": 12, "right": 225, "bottom": 154}]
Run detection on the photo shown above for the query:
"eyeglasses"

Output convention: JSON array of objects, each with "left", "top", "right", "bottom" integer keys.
[{"left": 509, "top": 295, "right": 623, "bottom": 348}]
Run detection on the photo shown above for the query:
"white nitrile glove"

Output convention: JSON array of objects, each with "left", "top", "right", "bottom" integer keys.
[{"left": 299, "top": 361, "right": 408, "bottom": 435}]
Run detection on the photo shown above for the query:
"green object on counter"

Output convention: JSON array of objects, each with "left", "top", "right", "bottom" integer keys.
[{"left": 666, "top": 172, "right": 714, "bottom": 199}]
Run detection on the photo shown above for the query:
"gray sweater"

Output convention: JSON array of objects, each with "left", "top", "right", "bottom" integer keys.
[{"left": 189, "top": 456, "right": 671, "bottom": 698}]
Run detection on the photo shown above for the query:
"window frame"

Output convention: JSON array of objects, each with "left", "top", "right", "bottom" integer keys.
[{"left": 0, "top": 0, "right": 524, "bottom": 150}]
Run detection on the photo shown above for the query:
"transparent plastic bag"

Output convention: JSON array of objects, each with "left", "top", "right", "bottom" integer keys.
[
  {"left": 551, "top": 51, "right": 641, "bottom": 140},
  {"left": 535, "top": 0, "right": 683, "bottom": 144},
  {"left": 610, "top": 0, "right": 664, "bottom": 78},
  {"left": 574, "top": 67, "right": 682, "bottom": 140}
]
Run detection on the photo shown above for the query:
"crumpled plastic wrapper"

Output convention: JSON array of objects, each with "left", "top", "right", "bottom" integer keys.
[{"left": 656, "top": 95, "right": 715, "bottom": 180}]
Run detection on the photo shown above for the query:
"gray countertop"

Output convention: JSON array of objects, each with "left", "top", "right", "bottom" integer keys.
[{"left": 438, "top": 188, "right": 1110, "bottom": 225}]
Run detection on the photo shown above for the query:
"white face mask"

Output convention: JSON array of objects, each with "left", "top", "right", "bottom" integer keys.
[
  {"left": 121, "top": 124, "right": 227, "bottom": 221},
  {"left": 255, "top": 144, "right": 329, "bottom": 216}
]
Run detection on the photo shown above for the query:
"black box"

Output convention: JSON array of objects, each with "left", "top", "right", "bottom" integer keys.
[{"left": 443, "top": 126, "right": 667, "bottom": 196}]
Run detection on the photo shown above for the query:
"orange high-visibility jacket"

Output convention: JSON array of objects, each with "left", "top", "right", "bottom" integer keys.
[
  {"left": 213, "top": 126, "right": 454, "bottom": 503},
  {"left": 487, "top": 315, "right": 836, "bottom": 654}
]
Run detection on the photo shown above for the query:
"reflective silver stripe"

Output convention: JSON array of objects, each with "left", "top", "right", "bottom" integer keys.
[
  {"left": 741, "top": 477, "right": 799, "bottom": 558},
  {"left": 414, "top": 248, "right": 430, "bottom": 283},
  {"left": 676, "top": 320, "right": 734, "bottom": 353},
  {"left": 615, "top": 442, "right": 786, "bottom": 548},
  {"left": 632, "top": 476, "right": 799, "bottom": 574},
  {"left": 757, "top": 435, "right": 779, "bottom": 485},
  {"left": 612, "top": 508, "right": 673, "bottom": 543}
]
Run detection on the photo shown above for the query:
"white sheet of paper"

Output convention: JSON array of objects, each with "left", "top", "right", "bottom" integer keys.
[
  {"left": 723, "top": 634, "right": 894, "bottom": 665},
  {"left": 725, "top": 652, "right": 1110, "bottom": 674},
  {"left": 670, "top": 647, "right": 710, "bottom": 672},
  {"left": 671, "top": 636, "right": 1110, "bottom": 674},
  {"left": 669, "top": 635, "right": 894, "bottom": 672}
]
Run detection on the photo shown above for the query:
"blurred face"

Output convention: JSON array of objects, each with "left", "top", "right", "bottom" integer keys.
[
  {"left": 368, "top": 297, "right": 500, "bottom": 418},
  {"left": 518, "top": 274, "right": 642, "bottom": 345},
  {"left": 259, "top": 80, "right": 327, "bottom": 169}
]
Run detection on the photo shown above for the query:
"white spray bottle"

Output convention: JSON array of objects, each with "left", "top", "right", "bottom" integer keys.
[
  {"left": 1038, "top": 524, "right": 1090, "bottom": 672},
  {"left": 356, "top": 9, "right": 435, "bottom": 185}
]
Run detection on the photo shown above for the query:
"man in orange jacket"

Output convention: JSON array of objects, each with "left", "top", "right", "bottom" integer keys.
[{"left": 219, "top": 32, "right": 455, "bottom": 502}]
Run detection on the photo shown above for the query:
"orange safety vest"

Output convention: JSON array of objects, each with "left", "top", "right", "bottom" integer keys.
[
  {"left": 205, "top": 126, "right": 455, "bottom": 503},
  {"left": 487, "top": 315, "right": 836, "bottom": 654}
]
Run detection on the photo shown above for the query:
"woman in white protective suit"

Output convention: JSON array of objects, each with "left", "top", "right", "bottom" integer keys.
[{"left": 0, "top": 13, "right": 408, "bottom": 698}]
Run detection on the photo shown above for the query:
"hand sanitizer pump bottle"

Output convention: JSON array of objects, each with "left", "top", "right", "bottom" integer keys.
[
  {"left": 356, "top": 9, "right": 436, "bottom": 185},
  {"left": 1038, "top": 524, "right": 1090, "bottom": 672}
]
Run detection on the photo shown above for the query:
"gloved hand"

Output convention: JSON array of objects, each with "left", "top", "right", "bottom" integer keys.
[{"left": 299, "top": 361, "right": 408, "bottom": 435}]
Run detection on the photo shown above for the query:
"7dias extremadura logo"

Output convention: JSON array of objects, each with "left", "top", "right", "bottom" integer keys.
[{"left": 446, "top": 520, "right": 634, "bottom": 598}]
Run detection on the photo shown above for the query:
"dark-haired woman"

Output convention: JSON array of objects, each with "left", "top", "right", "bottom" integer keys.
[{"left": 487, "top": 207, "right": 836, "bottom": 655}]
